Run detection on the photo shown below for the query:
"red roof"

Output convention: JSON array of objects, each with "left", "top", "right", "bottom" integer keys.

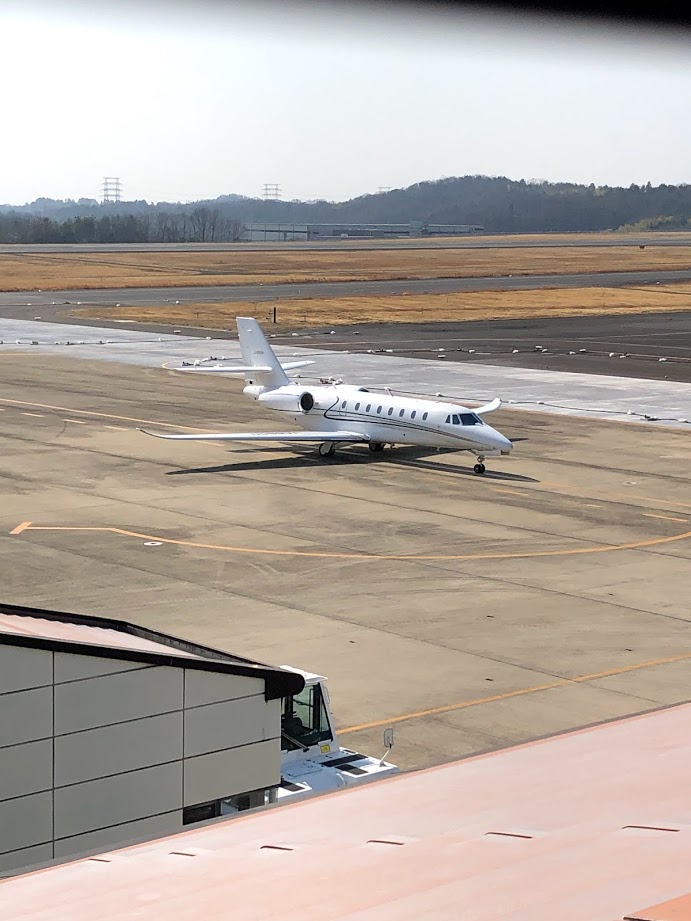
[{"left": 3, "top": 703, "right": 691, "bottom": 920}]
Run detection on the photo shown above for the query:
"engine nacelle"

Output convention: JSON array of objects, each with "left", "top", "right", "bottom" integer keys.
[{"left": 257, "top": 388, "right": 323, "bottom": 413}]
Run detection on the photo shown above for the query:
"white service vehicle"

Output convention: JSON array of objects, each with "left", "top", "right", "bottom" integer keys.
[
  {"left": 276, "top": 667, "right": 399, "bottom": 802},
  {"left": 220, "top": 668, "right": 398, "bottom": 815}
]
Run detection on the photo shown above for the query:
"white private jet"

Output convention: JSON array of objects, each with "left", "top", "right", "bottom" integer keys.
[{"left": 140, "top": 317, "right": 513, "bottom": 474}]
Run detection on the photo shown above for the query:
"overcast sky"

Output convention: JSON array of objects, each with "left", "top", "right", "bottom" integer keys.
[{"left": 1, "top": 1, "right": 690, "bottom": 205}]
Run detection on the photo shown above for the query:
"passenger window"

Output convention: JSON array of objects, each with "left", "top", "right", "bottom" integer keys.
[
  {"left": 341, "top": 401, "right": 346, "bottom": 409},
  {"left": 388, "top": 407, "right": 394, "bottom": 416},
  {"left": 377, "top": 406, "right": 382, "bottom": 414},
  {"left": 422, "top": 412, "right": 428, "bottom": 420},
  {"left": 399, "top": 409, "right": 404, "bottom": 417},
  {"left": 355, "top": 403, "right": 360, "bottom": 410},
  {"left": 411, "top": 411, "right": 416, "bottom": 419},
  {"left": 366, "top": 404, "right": 371, "bottom": 412}
]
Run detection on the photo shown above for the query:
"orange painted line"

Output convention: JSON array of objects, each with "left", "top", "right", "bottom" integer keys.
[
  {"left": 9, "top": 521, "right": 32, "bottom": 535},
  {"left": 339, "top": 650, "right": 691, "bottom": 734},
  {"left": 12, "top": 522, "right": 691, "bottom": 563}
]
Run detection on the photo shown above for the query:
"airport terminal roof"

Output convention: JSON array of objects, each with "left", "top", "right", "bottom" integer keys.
[
  {"left": 0, "top": 602, "right": 303, "bottom": 699},
  {"left": 2, "top": 700, "right": 691, "bottom": 920}
]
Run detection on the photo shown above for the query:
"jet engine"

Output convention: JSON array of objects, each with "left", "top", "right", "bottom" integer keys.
[{"left": 256, "top": 387, "right": 331, "bottom": 413}]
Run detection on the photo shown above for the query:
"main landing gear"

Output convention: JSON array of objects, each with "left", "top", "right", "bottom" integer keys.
[
  {"left": 318, "top": 442, "right": 337, "bottom": 457},
  {"left": 368, "top": 442, "right": 385, "bottom": 453},
  {"left": 473, "top": 456, "right": 486, "bottom": 475}
]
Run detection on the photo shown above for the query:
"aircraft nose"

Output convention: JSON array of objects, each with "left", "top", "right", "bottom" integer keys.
[{"left": 486, "top": 427, "right": 512, "bottom": 453}]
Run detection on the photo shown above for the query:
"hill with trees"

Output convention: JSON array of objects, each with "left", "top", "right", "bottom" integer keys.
[{"left": 1, "top": 176, "right": 690, "bottom": 243}]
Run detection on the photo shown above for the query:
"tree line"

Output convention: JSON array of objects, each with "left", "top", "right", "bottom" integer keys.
[
  {"left": 0, "top": 209, "right": 243, "bottom": 244},
  {"left": 1, "top": 176, "right": 690, "bottom": 242}
]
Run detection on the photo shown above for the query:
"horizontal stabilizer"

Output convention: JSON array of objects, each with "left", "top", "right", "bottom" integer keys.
[
  {"left": 474, "top": 397, "right": 502, "bottom": 415},
  {"left": 179, "top": 360, "right": 314, "bottom": 374},
  {"left": 138, "top": 429, "right": 368, "bottom": 444}
]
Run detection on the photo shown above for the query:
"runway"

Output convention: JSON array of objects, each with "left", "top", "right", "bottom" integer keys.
[
  {"left": 2, "top": 353, "right": 690, "bottom": 771},
  {"left": 1, "top": 268, "right": 691, "bottom": 313},
  {"left": 2, "top": 232, "right": 691, "bottom": 253}
]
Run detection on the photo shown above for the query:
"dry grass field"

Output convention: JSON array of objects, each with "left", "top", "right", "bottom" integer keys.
[
  {"left": 2, "top": 243, "right": 691, "bottom": 291},
  {"left": 72, "top": 282, "right": 691, "bottom": 329}
]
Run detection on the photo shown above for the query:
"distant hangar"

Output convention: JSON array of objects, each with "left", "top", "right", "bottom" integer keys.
[{"left": 244, "top": 220, "right": 484, "bottom": 241}]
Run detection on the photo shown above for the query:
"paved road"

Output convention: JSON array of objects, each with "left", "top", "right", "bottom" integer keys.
[
  {"left": 1, "top": 234, "right": 691, "bottom": 254},
  {"left": 2, "top": 268, "right": 691, "bottom": 310}
]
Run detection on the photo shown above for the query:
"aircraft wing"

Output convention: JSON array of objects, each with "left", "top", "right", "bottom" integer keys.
[{"left": 138, "top": 429, "right": 369, "bottom": 443}]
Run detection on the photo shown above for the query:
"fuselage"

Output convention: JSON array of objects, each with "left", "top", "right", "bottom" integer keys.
[{"left": 247, "top": 383, "right": 512, "bottom": 457}]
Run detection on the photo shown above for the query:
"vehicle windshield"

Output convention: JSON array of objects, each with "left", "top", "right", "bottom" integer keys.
[{"left": 281, "top": 683, "right": 333, "bottom": 751}]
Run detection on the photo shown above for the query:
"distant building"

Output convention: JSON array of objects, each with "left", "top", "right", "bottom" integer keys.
[
  {"left": 243, "top": 221, "right": 484, "bottom": 241},
  {"left": 0, "top": 602, "right": 302, "bottom": 876}
]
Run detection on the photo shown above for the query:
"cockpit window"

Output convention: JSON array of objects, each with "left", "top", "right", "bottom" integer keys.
[
  {"left": 281, "top": 684, "right": 332, "bottom": 752},
  {"left": 460, "top": 413, "right": 483, "bottom": 425}
]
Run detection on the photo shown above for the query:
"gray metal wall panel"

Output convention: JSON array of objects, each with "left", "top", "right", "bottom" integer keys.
[
  {"left": 0, "top": 740, "right": 53, "bottom": 803},
  {"left": 54, "top": 666, "right": 183, "bottom": 735},
  {"left": 183, "top": 738, "right": 280, "bottom": 805},
  {"left": 0, "top": 687, "right": 53, "bottom": 748},
  {"left": 0, "top": 843, "right": 53, "bottom": 875},
  {"left": 184, "top": 669, "right": 264, "bottom": 709},
  {"left": 54, "top": 711, "right": 183, "bottom": 788},
  {"left": 53, "top": 810, "right": 182, "bottom": 860},
  {"left": 54, "top": 652, "right": 148, "bottom": 684},
  {"left": 0, "top": 646, "right": 52, "bottom": 694},
  {"left": 0, "top": 792, "right": 52, "bottom": 855},
  {"left": 54, "top": 762, "right": 183, "bottom": 839},
  {"left": 184, "top": 695, "right": 277, "bottom": 758}
]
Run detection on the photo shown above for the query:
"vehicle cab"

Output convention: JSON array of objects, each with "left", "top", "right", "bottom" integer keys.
[{"left": 277, "top": 668, "right": 399, "bottom": 802}]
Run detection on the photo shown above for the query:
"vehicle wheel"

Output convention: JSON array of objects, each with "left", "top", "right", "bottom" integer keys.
[
  {"left": 319, "top": 442, "right": 336, "bottom": 457},
  {"left": 369, "top": 442, "right": 385, "bottom": 453},
  {"left": 473, "top": 463, "right": 485, "bottom": 475}
]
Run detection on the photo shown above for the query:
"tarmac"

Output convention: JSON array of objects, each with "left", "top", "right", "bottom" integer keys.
[
  {"left": 2, "top": 318, "right": 690, "bottom": 427},
  {"left": 1, "top": 342, "right": 690, "bottom": 771}
]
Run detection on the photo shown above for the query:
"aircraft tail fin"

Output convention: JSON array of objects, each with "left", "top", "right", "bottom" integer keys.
[{"left": 236, "top": 317, "right": 289, "bottom": 389}]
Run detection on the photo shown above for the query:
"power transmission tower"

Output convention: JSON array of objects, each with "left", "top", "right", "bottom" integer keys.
[
  {"left": 262, "top": 183, "right": 281, "bottom": 201},
  {"left": 101, "top": 177, "right": 123, "bottom": 203}
]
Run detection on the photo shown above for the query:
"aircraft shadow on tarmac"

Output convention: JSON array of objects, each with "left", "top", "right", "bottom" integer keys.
[{"left": 165, "top": 444, "right": 537, "bottom": 483}]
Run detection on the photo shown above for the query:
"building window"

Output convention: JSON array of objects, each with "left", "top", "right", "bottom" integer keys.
[{"left": 183, "top": 800, "right": 221, "bottom": 825}]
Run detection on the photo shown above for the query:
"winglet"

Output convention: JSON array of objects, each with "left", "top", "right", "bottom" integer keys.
[{"left": 474, "top": 397, "right": 502, "bottom": 415}]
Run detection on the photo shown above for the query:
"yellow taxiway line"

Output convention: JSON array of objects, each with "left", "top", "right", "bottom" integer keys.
[
  {"left": 9, "top": 521, "right": 691, "bottom": 563},
  {"left": 339, "top": 650, "right": 691, "bottom": 734}
]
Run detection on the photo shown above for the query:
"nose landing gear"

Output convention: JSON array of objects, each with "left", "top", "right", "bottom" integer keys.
[{"left": 473, "top": 456, "right": 486, "bottom": 475}]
